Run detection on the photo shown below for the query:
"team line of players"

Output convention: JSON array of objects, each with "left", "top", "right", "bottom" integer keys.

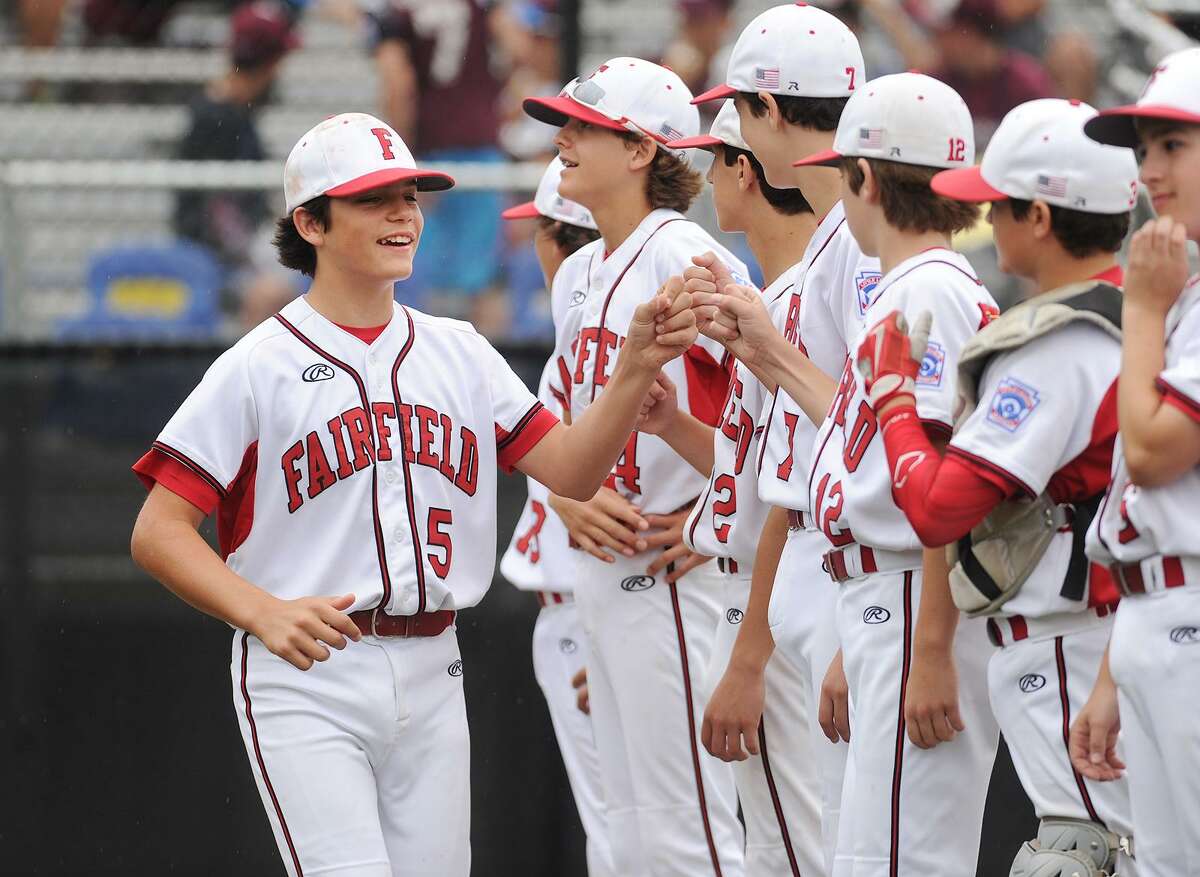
[{"left": 500, "top": 8, "right": 1200, "bottom": 877}]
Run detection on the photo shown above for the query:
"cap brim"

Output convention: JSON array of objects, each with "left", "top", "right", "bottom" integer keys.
[
  {"left": 522, "top": 95, "right": 627, "bottom": 131},
  {"left": 325, "top": 168, "right": 455, "bottom": 198},
  {"left": 501, "top": 201, "right": 541, "bottom": 220},
  {"left": 691, "top": 83, "right": 737, "bottom": 105},
  {"left": 666, "top": 134, "right": 722, "bottom": 150},
  {"left": 930, "top": 166, "right": 1007, "bottom": 202},
  {"left": 792, "top": 149, "right": 843, "bottom": 168},
  {"left": 1084, "top": 104, "right": 1200, "bottom": 148}
]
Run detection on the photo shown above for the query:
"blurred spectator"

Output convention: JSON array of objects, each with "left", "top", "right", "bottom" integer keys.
[
  {"left": 17, "top": 0, "right": 69, "bottom": 48},
  {"left": 174, "top": 1, "right": 302, "bottom": 330},
  {"left": 931, "top": 0, "right": 1054, "bottom": 145},
  {"left": 365, "top": 0, "right": 523, "bottom": 334},
  {"left": 817, "top": 0, "right": 941, "bottom": 75},
  {"left": 661, "top": 0, "right": 734, "bottom": 99},
  {"left": 83, "top": 0, "right": 187, "bottom": 46},
  {"left": 499, "top": 1, "right": 562, "bottom": 161}
]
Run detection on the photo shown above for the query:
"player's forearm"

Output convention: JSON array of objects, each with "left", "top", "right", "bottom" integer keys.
[
  {"left": 553, "top": 357, "right": 659, "bottom": 499},
  {"left": 728, "top": 506, "right": 787, "bottom": 673},
  {"left": 131, "top": 511, "right": 273, "bottom": 632},
  {"left": 657, "top": 409, "right": 716, "bottom": 476},
  {"left": 1119, "top": 301, "right": 1187, "bottom": 485},
  {"left": 759, "top": 333, "right": 837, "bottom": 426},
  {"left": 914, "top": 545, "right": 960, "bottom": 655}
]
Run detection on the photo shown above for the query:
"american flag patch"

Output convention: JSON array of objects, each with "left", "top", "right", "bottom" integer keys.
[
  {"left": 858, "top": 128, "right": 883, "bottom": 149},
  {"left": 660, "top": 122, "right": 683, "bottom": 142},
  {"left": 1036, "top": 174, "right": 1068, "bottom": 198},
  {"left": 754, "top": 67, "right": 780, "bottom": 89}
]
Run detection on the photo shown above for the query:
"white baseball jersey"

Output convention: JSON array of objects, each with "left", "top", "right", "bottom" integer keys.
[
  {"left": 568, "top": 208, "right": 750, "bottom": 515},
  {"left": 756, "top": 202, "right": 880, "bottom": 512},
  {"left": 1089, "top": 275, "right": 1200, "bottom": 564},
  {"left": 134, "top": 296, "right": 558, "bottom": 615},
  {"left": 951, "top": 322, "right": 1120, "bottom": 617},
  {"left": 683, "top": 271, "right": 796, "bottom": 566},
  {"left": 809, "top": 249, "right": 997, "bottom": 552}
]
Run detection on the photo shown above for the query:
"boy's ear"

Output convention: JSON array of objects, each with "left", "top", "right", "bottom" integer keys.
[
  {"left": 857, "top": 158, "right": 879, "bottom": 204},
  {"left": 736, "top": 154, "right": 756, "bottom": 194},
  {"left": 292, "top": 206, "right": 326, "bottom": 247},
  {"left": 625, "top": 135, "right": 657, "bottom": 172},
  {"left": 759, "top": 92, "right": 783, "bottom": 130},
  {"left": 1028, "top": 200, "right": 1054, "bottom": 241}
]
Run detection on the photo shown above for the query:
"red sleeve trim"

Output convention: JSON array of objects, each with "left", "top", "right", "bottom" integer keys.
[
  {"left": 132, "top": 447, "right": 221, "bottom": 515},
  {"left": 945, "top": 446, "right": 1035, "bottom": 498},
  {"left": 684, "top": 343, "right": 734, "bottom": 428},
  {"left": 1156, "top": 376, "right": 1200, "bottom": 424},
  {"left": 496, "top": 403, "right": 560, "bottom": 473},
  {"left": 920, "top": 418, "right": 954, "bottom": 442}
]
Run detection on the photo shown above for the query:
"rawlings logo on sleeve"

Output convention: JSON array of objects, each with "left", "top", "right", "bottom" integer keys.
[
  {"left": 987, "top": 378, "right": 1040, "bottom": 432},
  {"left": 855, "top": 271, "right": 882, "bottom": 315},
  {"left": 917, "top": 341, "right": 945, "bottom": 387}
]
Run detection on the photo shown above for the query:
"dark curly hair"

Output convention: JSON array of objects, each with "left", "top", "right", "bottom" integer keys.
[{"left": 272, "top": 196, "right": 331, "bottom": 277}]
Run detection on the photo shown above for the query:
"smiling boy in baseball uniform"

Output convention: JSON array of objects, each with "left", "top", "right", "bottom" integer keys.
[
  {"left": 498, "top": 156, "right": 616, "bottom": 877},
  {"left": 129, "top": 113, "right": 699, "bottom": 877},
  {"left": 1070, "top": 47, "right": 1200, "bottom": 875},
  {"left": 633, "top": 99, "right": 825, "bottom": 876},
  {"left": 855, "top": 97, "right": 1140, "bottom": 876},
  {"left": 688, "top": 7, "right": 876, "bottom": 869},
  {"left": 522, "top": 58, "right": 753, "bottom": 876}
]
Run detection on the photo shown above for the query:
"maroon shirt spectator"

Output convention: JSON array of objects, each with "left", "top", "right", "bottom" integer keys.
[
  {"left": 366, "top": 0, "right": 506, "bottom": 155},
  {"left": 932, "top": 0, "right": 1054, "bottom": 143}
]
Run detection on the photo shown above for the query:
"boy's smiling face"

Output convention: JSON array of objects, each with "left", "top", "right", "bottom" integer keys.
[
  {"left": 1137, "top": 123, "right": 1200, "bottom": 241},
  {"left": 553, "top": 119, "right": 645, "bottom": 212},
  {"left": 313, "top": 181, "right": 424, "bottom": 282}
]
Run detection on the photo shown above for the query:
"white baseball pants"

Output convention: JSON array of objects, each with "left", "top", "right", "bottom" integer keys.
[
  {"left": 987, "top": 616, "right": 1136, "bottom": 873},
  {"left": 532, "top": 599, "right": 617, "bottom": 877},
  {"left": 230, "top": 627, "right": 470, "bottom": 877},
  {"left": 575, "top": 553, "right": 744, "bottom": 877},
  {"left": 706, "top": 567, "right": 824, "bottom": 877},
  {"left": 768, "top": 525, "right": 850, "bottom": 874},
  {"left": 1109, "top": 586, "right": 1200, "bottom": 876},
  {"left": 834, "top": 569, "right": 999, "bottom": 877}
]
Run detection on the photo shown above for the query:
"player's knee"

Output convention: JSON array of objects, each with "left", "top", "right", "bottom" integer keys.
[{"left": 1009, "top": 817, "right": 1124, "bottom": 877}]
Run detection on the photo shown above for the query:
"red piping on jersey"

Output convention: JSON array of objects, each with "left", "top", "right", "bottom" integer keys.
[
  {"left": 873, "top": 259, "right": 983, "bottom": 307},
  {"left": 240, "top": 632, "right": 304, "bottom": 876},
  {"left": 756, "top": 217, "right": 845, "bottom": 481},
  {"left": 387, "top": 308, "right": 430, "bottom": 615},
  {"left": 1157, "top": 376, "right": 1200, "bottom": 423},
  {"left": 889, "top": 571, "right": 914, "bottom": 877},
  {"left": 757, "top": 719, "right": 803, "bottom": 876},
  {"left": 589, "top": 217, "right": 686, "bottom": 403},
  {"left": 150, "top": 440, "right": 227, "bottom": 498},
  {"left": 1055, "top": 637, "right": 1105, "bottom": 826},
  {"left": 496, "top": 401, "right": 548, "bottom": 455},
  {"left": 668, "top": 578, "right": 725, "bottom": 877},
  {"left": 273, "top": 312, "right": 395, "bottom": 613}
]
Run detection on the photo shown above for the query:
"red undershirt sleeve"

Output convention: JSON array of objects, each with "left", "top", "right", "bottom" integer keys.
[
  {"left": 684, "top": 344, "right": 735, "bottom": 428},
  {"left": 879, "top": 406, "right": 1019, "bottom": 547},
  {"left": 132, "top": 448, "right": 220, "bottom": 515}
]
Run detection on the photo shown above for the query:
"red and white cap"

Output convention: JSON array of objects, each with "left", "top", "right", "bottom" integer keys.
[
  {"left": 933, "top": 99, "right": 1139, "bottom": 214},
  {"left": 793, "top": 72, "right": 974, "bottom": 169},
  {"left": 523, "top": 57, "right": 700, "bottom": 156},
  {"left": 666, "top": 100, "right": 750, "bottom": 152},
  {"left": 1085, "top": 47, "right": 1200, "bottom": 148},
  {"left": 500, "top": 156, "right": 598, "bottom": 229},
  {"left": 692, "top": 3, "right": 864, "bottom": 104},
  {"left": 283, "top": 113, "right": 454, "bottom": 213}
]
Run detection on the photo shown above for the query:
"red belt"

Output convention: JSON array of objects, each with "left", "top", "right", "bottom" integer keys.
[
  {"left": 350, "top": 608, "right": 456, "bottom": 638},
  {"left": 1109, "top": 556, "right": 1187, "bottom": 595},
  {"left": 717, "top": 557, "right": 740, "bottom": 574},
  {"left": 987, "top": 602, "right": 1117, "bottom": 647},
  {"left": 536, "top": 591, "right": 573, "bottom": 607},
  {"left": 787, "top": 509, "right": 807, "bottom": 530}
]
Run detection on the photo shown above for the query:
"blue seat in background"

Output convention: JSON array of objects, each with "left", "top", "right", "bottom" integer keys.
[{"left": 59, "top": 242, "right": 224, "bottom": 340}]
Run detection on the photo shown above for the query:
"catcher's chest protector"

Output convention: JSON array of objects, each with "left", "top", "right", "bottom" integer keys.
[{"left": 948, "top": 281, "right": 1123, "bottom": 617}]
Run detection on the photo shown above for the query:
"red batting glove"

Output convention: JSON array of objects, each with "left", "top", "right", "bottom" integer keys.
[{"left": 855, "top": 310, "right": 932, "bottom": 421}]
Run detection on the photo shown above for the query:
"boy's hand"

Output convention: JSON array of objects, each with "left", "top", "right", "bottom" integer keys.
[
  {"left": 549, "top": 488, "right": 649, "bottom": 562},
  {"left": 572, "top": 667, "right": 590, "bottom": 715},
  {"left": 819, "top": 649, "right": 851, "bottom": 743},
  {"left": 904, "top": 643, "right": 964, "bottom": 748},
  {"left": 635, "top": 372, "right": 679, "bottom": 435},
  {"left": 702, "top": 661, "right": 766, "bottom": 762},
  {"left": 691, "top": 284, "right": 777, "bottom": 371},
  {"left": 1124, "top": 215, "right": 1191, "bottom": 315},
  {"left": 855, "top": 310, "right": 931, "bottom": 416},
  {"left": 250, "top": 593, "right": 362, "bottom": 671},
  {"left": 643, "top": 507, "right": 711, "bottom": 582},
  {"left": 1070, "top": 673, "right": 1125, "bottom": 781},
  {"left": 625, "top": 277, "right": 697, "bottom": 371}
]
